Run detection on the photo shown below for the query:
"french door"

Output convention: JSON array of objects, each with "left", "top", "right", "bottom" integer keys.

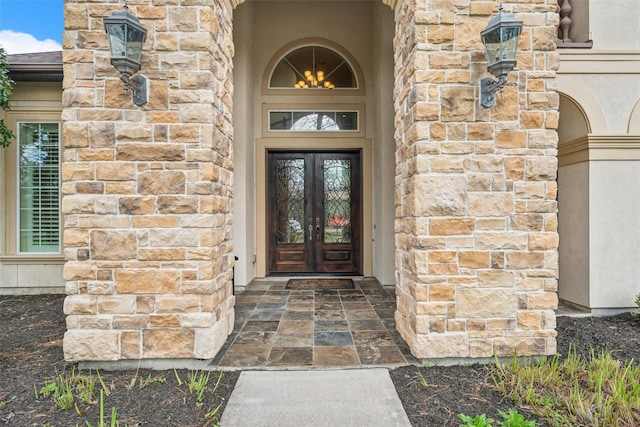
[{"left": 267, "top": 151, "right": 361, "bottom": 274}]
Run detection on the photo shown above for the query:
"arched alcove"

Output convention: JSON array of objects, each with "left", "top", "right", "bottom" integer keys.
[{"left": 558, "top": 93, "right": 590, "bottom": 143}]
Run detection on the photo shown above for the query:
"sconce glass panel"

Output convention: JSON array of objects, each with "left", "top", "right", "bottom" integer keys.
[
  {"left": 107, "top": 24, "right": 127, "bottom": 58},
  {"left": 482, "top": 27, "right": 521, "bottom": 63},
  {"left": 126, "top": 26, "right": 145, "bottom": 62}
]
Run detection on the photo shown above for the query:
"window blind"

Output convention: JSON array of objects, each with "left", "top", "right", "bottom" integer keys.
[{"left": 18, "top": 123, "right": 60, "bottom": 253}]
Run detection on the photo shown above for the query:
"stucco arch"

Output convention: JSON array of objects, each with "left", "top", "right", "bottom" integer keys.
[
  {"left": 558, "top": 93, "right": 590, "bottom": 143},
  {"left": 556, "top": 75, "right": 607, "bottom": 135},
  {"left": 629, "top": 98, "right": 640, "bottom": 133}
]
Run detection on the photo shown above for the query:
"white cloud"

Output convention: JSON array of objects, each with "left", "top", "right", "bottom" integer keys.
[{"left": 0, "top": 30, "right": 61, "bottom": 55}]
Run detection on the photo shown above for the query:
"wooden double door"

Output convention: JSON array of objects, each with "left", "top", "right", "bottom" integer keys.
[{"left": 267, "top": 151, "right": 362, "bottom": 274}]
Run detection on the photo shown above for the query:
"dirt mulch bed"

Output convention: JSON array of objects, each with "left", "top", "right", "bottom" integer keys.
[
  {"left": 1, "top": 294, "right": 639, "bottom": 426},
  {"left": 390, "top": 313, "right": 640, "bottom": 426}
]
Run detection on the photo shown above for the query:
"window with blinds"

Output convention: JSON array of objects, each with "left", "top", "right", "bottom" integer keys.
[{"left": 18, "top": 122, "right": 60, "bottom": 253}]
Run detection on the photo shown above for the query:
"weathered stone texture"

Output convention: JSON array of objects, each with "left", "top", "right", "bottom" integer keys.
[
  {"left": 394, "top": 0, "right": 558, "bottom": 360},
  {"left": 63, "top": 0, "right": 235, "bottom": 362}
]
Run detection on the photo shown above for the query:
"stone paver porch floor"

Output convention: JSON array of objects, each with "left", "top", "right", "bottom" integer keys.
[{"left": 210, "top": 278, "right": 417, "bottom": 368}]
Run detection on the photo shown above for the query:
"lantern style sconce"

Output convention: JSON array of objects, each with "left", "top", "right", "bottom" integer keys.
[
  {"left": 104, "top": 4, "right": 148, "bottom": 106},
  {"left": 480, "top": 5, "right": 523, "bottom": 108}
]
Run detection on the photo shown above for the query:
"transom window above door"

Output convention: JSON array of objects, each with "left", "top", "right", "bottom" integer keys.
[{"left": 268, "top": 44, "right": 360, "bottom": 91}]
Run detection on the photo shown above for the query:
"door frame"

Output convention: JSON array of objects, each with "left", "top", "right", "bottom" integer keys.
[{"left": 256, "top": 137, "right": 372, "bottom": 277}]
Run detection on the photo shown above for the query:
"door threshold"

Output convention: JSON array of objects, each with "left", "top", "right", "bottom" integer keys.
[{"left": 255, "top": 275, "right": 365, "bottom": 281}]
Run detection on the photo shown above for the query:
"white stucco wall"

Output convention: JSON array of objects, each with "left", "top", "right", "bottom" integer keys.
[
  {"left": 589, "top": 161, "right": 640, "bottom": 310},
  {"left": 590, "top": 0, "right": 640, "bottom": 50},
  {"left": 558, "top": 162, "right": 590, "bottom": 307},
  {"left": 232, "top": 0, "right": 395, "bottom": 286}
]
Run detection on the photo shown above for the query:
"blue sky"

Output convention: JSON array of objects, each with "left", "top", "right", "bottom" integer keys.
[{"left": 0, "top": 0, "right": 64, "bottom": 54}]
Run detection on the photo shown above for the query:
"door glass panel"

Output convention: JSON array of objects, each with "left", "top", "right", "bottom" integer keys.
[
  {"left": 275, "top": 159, "right": 305, "bottom": 244},
  {"left": 323, "top": 159, "right": 351, "bottom": 243}
]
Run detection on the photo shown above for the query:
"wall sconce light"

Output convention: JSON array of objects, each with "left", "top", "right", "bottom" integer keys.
[
  {"left": 104, "top": 4, "right": 148, "bottom": 106},
  {"left": 480, "top": 5, "right": 523, "bottom": 108}
]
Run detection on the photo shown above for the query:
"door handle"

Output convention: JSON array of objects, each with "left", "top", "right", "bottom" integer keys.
[
  {"left": 315, "top": 217, "right": 321, "bottom": 241},
  {"left": 308, "top": 224, "right": 313, "bottom": 240}
]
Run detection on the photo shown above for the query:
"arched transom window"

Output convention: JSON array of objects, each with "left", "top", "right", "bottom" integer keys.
[{"left": 269, "top": 45, "right": 357, "bottom": 90}]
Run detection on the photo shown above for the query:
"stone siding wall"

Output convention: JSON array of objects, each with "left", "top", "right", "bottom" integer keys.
[
  {"left": 62, "top": 0, "right": 235, "bottom": 361},
  {"left": 393, "top": 0, "right": 560, "bottom": 358}
]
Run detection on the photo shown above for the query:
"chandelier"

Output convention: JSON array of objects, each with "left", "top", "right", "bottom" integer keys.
[{"left": 294, "top": 69, "right": 335, "bottom": 89}]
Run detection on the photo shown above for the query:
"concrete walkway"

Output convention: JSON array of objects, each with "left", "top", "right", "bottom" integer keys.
[{"left": 220, "top": 368, "right": 411, "bottom": 426}]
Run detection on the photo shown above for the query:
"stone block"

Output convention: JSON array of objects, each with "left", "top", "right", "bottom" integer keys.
[
  {"left": 65, "top": 315, "right": 111, "bottom": 329},
  {"left": 62, "top": 164, "right": 94, "bottom": 181},
  {"left": 143, "top": 329, "right": 195, "bottom": 358},
  {"left": 138, "top": 171, "right": 186, "bottom": 194},
  {"left": 91, "top": 230, "right": 137, "bottom": 260},
  {"left": 517, "top": 311, "right": 541, "bottom": 330},
  {"left": 149, "top": 229, "right": 199, "bottom": 247},
  {"left": 415, "top": 302, "right": 448, "bottom": 316},
  {"left": 139, "top": 248, "right": 186, "bottom": 261},
  {"left": 136, "top": 296, "right": 155, "bottom": 314},
  {"left": 459, "top": 251, "right": 490, "bottom": 268},
  {"left": 65, "top": 4, "right": 89, "bottom": 30},
  {"left": 64, "top": 261, "right": 97, "bottom": 281},
  {"left": 495, "top": 337, "right": 546, "bottom": 357},
  {"left": 155, "top": 295, "right": 200, "bottom": 313},
  {"left": 429, "top": 218, "right": 476, "bottom": 236},
  {"left": 478, "top": 270, "right": 514, "bottom": 288},
  {"left": 429, "top": 284, "right": 455, "bottom": 301},
  {"left": 528, "top": 292, "right": 558, "bottom": 310},
  {"left": 97, "top": 295, "right": 136, "bottom": 314},
  {"left": 149, "top": 315, "right": 181, "bottom": 328},
  {"left": 64, "top": 229, "right": 90, "bottom": 247},
  {"left": 441, "top": 86, "right": 474, "bottom": 121},
  {"left": 194, "top": 315, "right": 233, "bottom": 359},
  {"left": 469, "top": 339, "right": 494, "bottom": 358},
  {"left": 116, "top": 144, "right": 185, "bottom": 161},
  {"left": 476, "top": 232, "right": 527, "bottom": 250},
  {"left": 168, "top": 8, "right": 198, "bottom": 32},
  {"left": 468, "top": 193, "right": 513, "bottom": 217},
  {"left": 95, "top": 162, "right": 136, "bottom": 181},
  {"left": 411, "top": 333, "right": 469, "bottom": 358},
  {"left": 525, "top": 157, "right": 557, "bottom": 181},
  {"left": 64, "top": 295, "right": 97, "bottom": 315},
  {"left": 114, "top": 270, "right": 181, "bottom": 294},
  {"left": 407, "top": 175, "right": 467, "bottom": 216},
  {"left": 496, "top": 130, "right": 526, "bottom": 149},
  {"left": 120, "top": 331, "right": 141, "bottom": 359},
  {"left": 521, "top": 112, "right": 545, "bottom": 129},
  {"left": 119, "top": 197, "right": 156, "bottom": 215},
  {"left": 457, "top": 289, "right": 516, "bottom": 318},
  {"left": 157, "top": 196, "right": 199, "bottom": 214},
  {"left": 528, "top": 232, "right": 559, "bottom": 250},
  {"left": 429, "top": 52, "right": 469, "bottom": 69},
  {"left": 506, "top": 252, "right": 544, "bottom": 269},
  {"left": 64, "top": 330, "right": 120, "bottom": 361},
  {"left": 113, "top": 315, "right": 149, "bottom": 330},
  {"left": 414, "top": 103, "right": 439, "bottom": 121},
  {"left": 428, "top": 26, "right": 454, "bottom": 44}
]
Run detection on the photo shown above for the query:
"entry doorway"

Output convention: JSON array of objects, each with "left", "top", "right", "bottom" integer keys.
[{"left": 267, "top": 150, "right": 362, "bottom": 274}]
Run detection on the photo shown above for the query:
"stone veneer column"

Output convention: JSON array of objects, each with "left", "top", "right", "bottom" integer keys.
[
  {"left": 393, "top": 0, "right": 560, "bottom": 358},
  {"left": 62, "top": 0, "right": 235, "bottom": 361}
]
